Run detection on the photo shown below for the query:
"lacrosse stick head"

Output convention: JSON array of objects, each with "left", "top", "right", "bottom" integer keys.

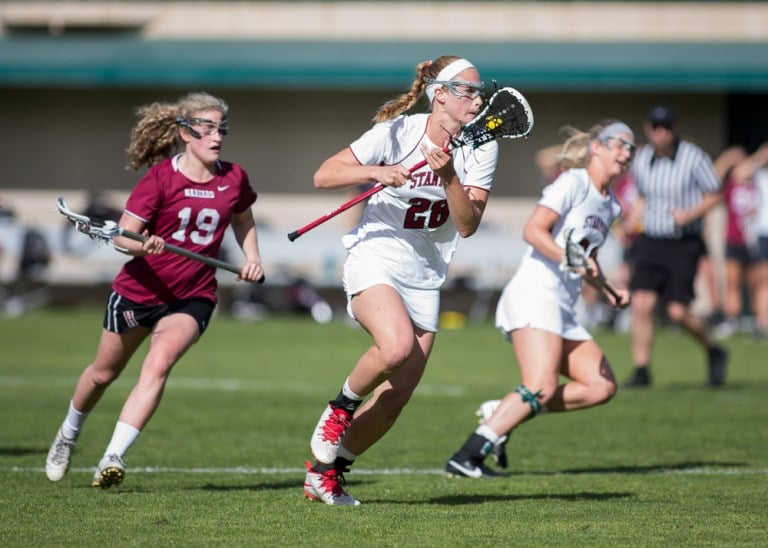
[
  {"left": 562, "top": 228, "right": 589, "bottom": 270},
  {"left": 458, "top": 87, "right": 534, "bottom": 149},
  {"left": 57, "top": 196, "right": 118, "bottom": 244}
]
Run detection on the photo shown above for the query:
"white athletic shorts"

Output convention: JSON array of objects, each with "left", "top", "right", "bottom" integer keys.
[
  {"left": 342, "top": 252, "right": 440, "bottom": 332},
  {"left": 495, "top": 283, "right": 592, "bottom": 341}
]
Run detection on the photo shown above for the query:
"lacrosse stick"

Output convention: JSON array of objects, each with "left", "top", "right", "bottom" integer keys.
[
  {"left": 287, "top": 86, "right": 534, "bottom": 241},
  {"left": 562, "top": 228, "right": 622, "bottom": 303},
  {"left": 57, "top": 197, "right": 264, "bottom": 283}
]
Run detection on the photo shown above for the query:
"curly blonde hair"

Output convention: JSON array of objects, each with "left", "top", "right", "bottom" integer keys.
[
  {"left": 125, "top": 92, "right": 228, "bottom": 170},
  {"left": 555, "top": 118, "right": 623, "bottom": 170},
  {"left": 372, "top": 55, "right": 463, "bottom": 123}
]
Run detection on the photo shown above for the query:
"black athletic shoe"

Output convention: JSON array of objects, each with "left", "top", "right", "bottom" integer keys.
[
  {"left": 708, "top": 346, "right": 728, "bottom": 387},
  {"left": 445, "top": 457, "right": 505, "bottom": 479},
  {"left": 491, "top": 437, "right": 509, "bottom": 469},
  {"left": 623, "top": 367, "right": 651, "bottom": 388}
]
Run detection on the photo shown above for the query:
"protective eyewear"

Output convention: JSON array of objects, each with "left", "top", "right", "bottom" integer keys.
[
  {"left": 176, "top": 116, "right": 229, "bottom": 138},
  {"left": 604, "top": 136, "right": 637, "bottom": 154},
  {"left": 425, "top": 78, "right": 485, "bottom": 99}
]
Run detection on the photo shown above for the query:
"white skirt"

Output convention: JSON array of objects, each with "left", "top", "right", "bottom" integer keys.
[
  {"left": 342, "top": 250, "right": 440, "bottom": 332},
  {"left": 495, "top": 282, "right": 592, "bottom": 341}
]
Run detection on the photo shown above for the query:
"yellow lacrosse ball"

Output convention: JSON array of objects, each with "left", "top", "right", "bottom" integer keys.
[{"left": 487, "top": 117, "right": 502, "bottom": 130}]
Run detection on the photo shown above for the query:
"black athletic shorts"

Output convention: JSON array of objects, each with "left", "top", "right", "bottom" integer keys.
[
  {"left": 725, "top": 243, "right": 755, "bottom": 266},
  {"left": 629, "top": 234, "right": 706, "bottom": 305},
  {"left": 102, "top": 291, "right": 216, "bottom": 335}
]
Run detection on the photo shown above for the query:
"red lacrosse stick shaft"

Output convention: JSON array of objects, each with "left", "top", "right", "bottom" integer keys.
[{"left": 287, "top": 147, "right": 452, "bottom": 241}]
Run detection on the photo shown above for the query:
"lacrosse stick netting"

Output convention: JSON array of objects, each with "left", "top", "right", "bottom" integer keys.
[
  {"left": 562, "top": 228, "right": 621, "bottom": 302},
  {"left": 287, "top": 86, "right": 534, "bottom": 241}
]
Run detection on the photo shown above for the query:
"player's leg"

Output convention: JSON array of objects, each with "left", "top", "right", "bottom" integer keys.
[
  {"left": 547, "top": 339, "right": 617, "bottom": 412},
  {"left": 94, "top": 306, "right": 207, "bottom": 489},
  {"left": 309, "top": 284, "right": 417, "bottom": 465},
  {"left": 446, "top": 326, "right": 561, "bottom": 478},
  {"left": 46, "top": 325, "right": 148, "bottom": 482}
]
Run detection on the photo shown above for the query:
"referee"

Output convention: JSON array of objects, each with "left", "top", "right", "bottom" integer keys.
[{"left": 624, "top": 105, "right": 728, "bottom": 387}]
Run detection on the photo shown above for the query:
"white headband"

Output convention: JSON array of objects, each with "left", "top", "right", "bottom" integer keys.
[
  {"left": 425, "top": 58, "right": 476, "bottom": 103},
  {"left": 598, "top": 122, "right": 634, "bottom": 142}
]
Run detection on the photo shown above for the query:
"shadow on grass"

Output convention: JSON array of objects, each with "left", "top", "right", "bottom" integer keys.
[
  {"left": 621, "top": 380, "right": 768, "bottom": 392},
  {"left": 197, "top": 479, "right": 307, "bottom": 492},
  {"left": 424, "top": 491, "right": 633, "bottom": 505},
  {"left": 0, "top": 447, "right": 46, "bottom": 456},
  {"left": 553, "top": 460, "right": 746, "bottom": 475}
]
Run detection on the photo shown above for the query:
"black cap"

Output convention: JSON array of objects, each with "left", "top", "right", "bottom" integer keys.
[{"left": 647, "top": 105, "right": 677, "bottom": 127}]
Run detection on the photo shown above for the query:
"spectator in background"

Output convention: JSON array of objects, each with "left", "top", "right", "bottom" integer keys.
[
  {"left": 710, "top": 145, "right": 757, "bottom": 339},
  {"left": 735, "top": 143, "right": 768, "bottom": 338},
  {"left": 610, "top": 169, "right": 640, "bottom": 332},
  {"left": 623, "top": 105, "right": 728, "bottom": 388}
]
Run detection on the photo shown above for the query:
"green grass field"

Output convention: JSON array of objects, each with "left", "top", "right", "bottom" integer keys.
[{"left": 1, "top": 306, "right": 766, "bottom": 546}]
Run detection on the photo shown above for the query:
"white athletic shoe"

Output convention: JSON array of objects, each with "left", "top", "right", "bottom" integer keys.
[
  {"left": 92, "top": 454, "right": 125, "bottom": 489},
  {"left": 310, "top": 404, "right": 352, "bottom": 464},
  {"left": 475, "top": 399, "right": 510, "bottom": 469},
  {"left": 303, "top": 461, "right": 360, "bottom": 506},
  {"left": 475, "top": 399, "right": 501, "bottom": 422},
  {"left": 45, "top": 429, "right": 76, "bottom": 482}
]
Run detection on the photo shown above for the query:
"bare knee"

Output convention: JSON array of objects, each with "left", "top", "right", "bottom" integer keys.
[
  {"left": 594, "top": 375, "right": 618, "bottom": 404},
  {"left": 88, "top": 362, "right": 122, "bottom": 388},
  {"left": 592, "top": 358, "right": 618, "bottom": 404},
  {"left": 377, "top": 340, "right": 413, "bottom": 375}
]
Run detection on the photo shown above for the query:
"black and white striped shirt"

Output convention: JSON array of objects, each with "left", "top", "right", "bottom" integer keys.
[{"left": 632, "top": 140, "right": 721, "bottom": 238}]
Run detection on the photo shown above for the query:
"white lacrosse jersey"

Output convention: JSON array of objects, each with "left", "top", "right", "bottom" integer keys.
[
  {"left": 509, "top": 168, "right": 621, "bottom": 306},
  {"left": 343, "top": 113, "right": 497, "bottom": 289}
]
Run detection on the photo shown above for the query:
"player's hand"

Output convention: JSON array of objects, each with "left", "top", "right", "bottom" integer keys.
[
  {"left": 608, "top": 287, "right": 631, "bottom": 309},
  {"left": 141, "top": 231, "right": 165, "bottom": 255},
  {"left": 420, "top": 144, "right": 456, "bottom": 183},
  {"left": 377, "top": 165, "right": 411, "bottom": 188},
  {"left": 239, "top": 261, "right": 265, "bottom": 284}
]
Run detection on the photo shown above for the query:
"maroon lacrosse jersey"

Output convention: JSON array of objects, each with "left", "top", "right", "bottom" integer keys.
[{"left": 112, "top": 155, "right": 257, "bottom": 305}]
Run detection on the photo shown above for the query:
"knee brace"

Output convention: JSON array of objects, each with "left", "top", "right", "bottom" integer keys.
[{"left": 515, "top": 385, "right": 543, "bottom": 416}]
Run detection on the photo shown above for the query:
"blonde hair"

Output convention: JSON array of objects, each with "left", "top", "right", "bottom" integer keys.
[
  {"left": 372, "top": 55, "right": 462, "bottom": 123},
  {"left": 555, "top": 118, "right": 623, "bottom": 170},
  {"left": 125, "top": 92, "right": 229, "bottom": 170}
]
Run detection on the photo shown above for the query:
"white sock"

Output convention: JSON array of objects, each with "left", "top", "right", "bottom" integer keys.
[
  {"left": 103, "top": 421, "right": 141, "bottom": 459},
  {"left": 341, "top": 377, "right": 363, "bottom": 401},
  {"left": 337, "top": 445, "right": 358, "bottom": 462},
  {"left": 61, "top": 400, "right": 88, "bottom": 440},
  {"left": 475, "top": 424, "right": 501, "bottom": 445}
]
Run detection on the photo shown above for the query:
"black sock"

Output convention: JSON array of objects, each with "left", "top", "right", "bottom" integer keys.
[
  {"left": 454, "top": 432, "right": 493, "bottom": 461},
  {"left": 331, "top": 392, "right": 362, "bottom": 414},
  {"left": 334, "top": 457, "right": 355, "bottom": 472},
  {"left": 312, "top": 461, "right": 335, "bottom": 473}
]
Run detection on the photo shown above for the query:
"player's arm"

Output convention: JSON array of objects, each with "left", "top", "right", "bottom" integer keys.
[
  {"left": 523, "top": 205, "right": 563, "bottom": 263},
  {"left": 113, "top": 212, "right": 164, "bottom": 256}
]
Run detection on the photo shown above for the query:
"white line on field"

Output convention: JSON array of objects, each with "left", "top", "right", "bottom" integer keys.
[
  {"left": 0, "top": 376, "right": 466, "bottom": 396},
  {"left": 3, "top": 466, "right": 767, "bottom": 476}
]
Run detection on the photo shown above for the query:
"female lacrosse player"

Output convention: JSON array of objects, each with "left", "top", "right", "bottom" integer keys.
[
  {"left": 45, "top": 92, "right": 264, "bottom": 489},
  {"left": 303, "top": 55, "right": 498, "bottom": 505},
  {"left": 445, "top": 120, "right": 633, "bottom": 478}
]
